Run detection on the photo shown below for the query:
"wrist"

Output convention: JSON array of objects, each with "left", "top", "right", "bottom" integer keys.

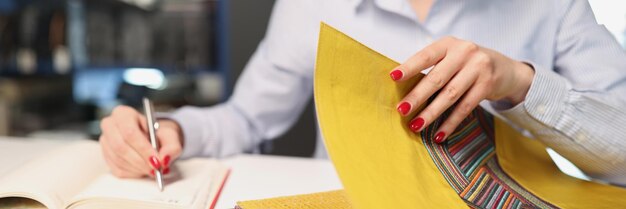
[{"left": 504, "top": 62, "right": 534, "bottom": 105}]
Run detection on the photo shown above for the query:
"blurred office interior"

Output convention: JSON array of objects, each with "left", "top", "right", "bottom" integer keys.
[{"left": 0, "top": 0, "right": 623, "bottom": 157}]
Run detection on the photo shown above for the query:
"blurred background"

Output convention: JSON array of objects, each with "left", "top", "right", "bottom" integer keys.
[{"left": 0, "top": 0, "right": 622, "bottom": 157}]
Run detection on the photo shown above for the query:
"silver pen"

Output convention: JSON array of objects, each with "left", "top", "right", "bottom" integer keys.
[{"left": 143, "top": 97, "right": 164, "bottom": 191}]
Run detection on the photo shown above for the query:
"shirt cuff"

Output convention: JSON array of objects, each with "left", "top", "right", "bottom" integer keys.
[
  {"left": 522, "top": 65, "right": 571, "bottom": 127},
  {"left": 492, "top": 64, "right": 571, "bottom": 133}
]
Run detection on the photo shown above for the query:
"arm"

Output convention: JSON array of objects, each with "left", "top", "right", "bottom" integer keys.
[
  {"left": 495, "top": 0, "right": 626, "bottom": 184},
  {"left": 170, "top": 0, "right": 320, "bottom": 158},
  {"left": 390, "top": 0, "right": 626, "bottom": 185}
]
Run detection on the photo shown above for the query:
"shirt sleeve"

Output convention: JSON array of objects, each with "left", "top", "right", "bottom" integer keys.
[
  {"left": 168, "top": 0, "right": 320, "bottom": 159},
  {"left": 492, "top": 0, "right": 626, "bottom": 185}
]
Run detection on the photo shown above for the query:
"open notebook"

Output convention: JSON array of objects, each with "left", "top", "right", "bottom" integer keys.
[{"left": 0, "top": 141, "right": 230, "bottom": 209}]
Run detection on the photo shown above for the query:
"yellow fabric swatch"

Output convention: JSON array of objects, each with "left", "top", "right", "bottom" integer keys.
[
  {"left": 236, "top": 190, "right": 352, "bottom": 209},
  {"left": 313, "top": 23, "right": 626, "bottom": 208},
  {"left": 496, "top": 120, "right": 626, "bottom": 208},
  {"left": 238, "top": 23, "right": 626, "bottom": 208},
  {"left": 313, "top": 23, "right": 468, "bottom": 209}
]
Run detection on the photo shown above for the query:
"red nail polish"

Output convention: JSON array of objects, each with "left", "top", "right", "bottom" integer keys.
[
  {"left": 149, "top": 156, "right": 161, "bottom": 169},
  {"left": 150, "top": 170, "right": 155, "bottom": 176},
  {"left": 397, "top": 102, "right": 411, "bottom": 115},
  {"left": 163, "top": 155, "right": 171, "bottom": 167},
  {"left": 409, "top": 117, "right": 425, "bottom": 132},
  {"left": 163, "top": 167, "right": 170, "bottom": 175},
  {"left": 390, "top": 69, "right": 403, "bottom": 81},
  {"left": 435, "top": 132, "right": 446, "bottom": 143}
]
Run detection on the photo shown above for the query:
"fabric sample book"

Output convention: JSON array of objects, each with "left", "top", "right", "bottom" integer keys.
[{"left": 236, "top": 23, "right": 626, "bottom": 209}]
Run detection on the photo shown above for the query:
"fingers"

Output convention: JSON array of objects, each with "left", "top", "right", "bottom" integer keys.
[
  {"left": 390, "top": 38, "right": 452, "bottom": 81},
  {"left": 391, "top": 37, "right": 493, "bottom": 144},
  {"left": 101, "top": 117, "right": 151, "bottom": 176},
  {"left": 111, "top": 106, "right": 161, "bottom": 171},
  {"left": 155, "top": 120, "right": 183, "bottom": 176},
  {"left": 426, "top": 53, "right": 494, "bottom": 143},
  {"left": 434, "top": 84, "right": 487, "bottom": 143},
  {"left": 408, "top": 64, "right": 479, "bottom": 133},
  {"left": 100, "top": 135, "right": 145, "bottom": 178},
  {"left": 99, "top": 105, "right": 162, "bottom": 178},
  {"left": 156, "top": 127, "right": 183, "bottom": 169},
  {"left": 396, "top": 45, "right": 470, "bottom": 117}
]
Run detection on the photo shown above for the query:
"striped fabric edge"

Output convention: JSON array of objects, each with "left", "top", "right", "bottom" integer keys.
[{"left": 421, "top": 107, "right": 556, "bottom": 209}]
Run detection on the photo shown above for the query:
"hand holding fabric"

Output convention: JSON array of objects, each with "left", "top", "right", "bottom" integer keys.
[{"left": 390, "top": 37, "right": 535, "bottom": 143}]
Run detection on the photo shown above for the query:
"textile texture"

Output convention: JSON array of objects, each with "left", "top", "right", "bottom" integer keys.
[{"left": 313, "top": 23, "right": 626, "bottom": 209}]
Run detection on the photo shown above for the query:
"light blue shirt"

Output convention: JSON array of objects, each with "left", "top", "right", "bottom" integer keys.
[{"left": 170, "top": 0, "right": 626, "bottom": 185}]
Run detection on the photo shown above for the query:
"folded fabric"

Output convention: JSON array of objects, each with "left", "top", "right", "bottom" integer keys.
[{"left": 313, "top": 23, "right": 626, "bottom": 209}]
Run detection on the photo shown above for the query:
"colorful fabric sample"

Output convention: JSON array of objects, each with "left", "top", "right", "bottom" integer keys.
[{"left": 422, "top": 107, "right": 554, "bottom": 208}]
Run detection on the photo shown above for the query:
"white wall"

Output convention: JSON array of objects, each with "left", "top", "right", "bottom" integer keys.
[{"left": 589, "top": 0, "right": 626, "bottom": 46}]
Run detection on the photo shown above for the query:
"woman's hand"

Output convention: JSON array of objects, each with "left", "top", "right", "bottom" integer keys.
[
  {"left": 99, "top": 105, "right": 183, "bottom": 178},
  {"left": 390, "top": 37, "right": 534, "bottom": 143}
]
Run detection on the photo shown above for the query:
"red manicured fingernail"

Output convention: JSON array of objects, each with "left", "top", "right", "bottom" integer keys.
[
  {"left": 390, "top": 69, "right": 404, "bottom": 81},
  {"left": 150, "top": 170, "right": 155, "bottom": 176},
  {"left": 149, "top": 156, "right": 161, "bottom": 169},
  {"left": 435, "top": 132, "right": 446, "bottom": 143},
  {"left": 163, "top": 155, "right": 171, "bottom": 167},
  {"left": 409, "top": 117, "right": 425, "bottom": 132},
  {"left": 163, "top": 167, "right": 170, "bottom": 175},
  {"left": 397, "top": 102, "right": 412, "bottom": 115}
]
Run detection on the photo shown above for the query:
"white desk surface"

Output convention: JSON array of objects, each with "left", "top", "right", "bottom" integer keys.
[
  {"left": 217, "top": 155, "right": 342, "bottom": 208},
  {"left": 0, "top": 137, "right": 343, "bottom": 209}
]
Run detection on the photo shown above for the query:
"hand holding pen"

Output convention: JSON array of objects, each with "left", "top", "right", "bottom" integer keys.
[{"left": 98, "top": 100, "right": 184, "bottom": 186}]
